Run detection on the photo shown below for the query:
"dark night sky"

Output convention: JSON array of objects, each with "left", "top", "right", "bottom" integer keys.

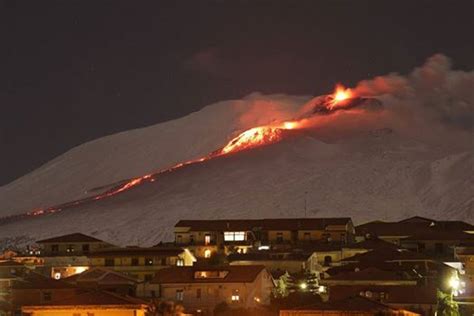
[{"left": 1, "top": 0, "right": 473, "bottom": 186}]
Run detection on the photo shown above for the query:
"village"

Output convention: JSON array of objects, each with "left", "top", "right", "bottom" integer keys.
[{"left": 0, "top": 216, "right": 473, "bottom": 316}]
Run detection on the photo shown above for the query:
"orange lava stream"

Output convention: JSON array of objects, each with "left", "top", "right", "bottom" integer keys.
[{"left": 24, "top": 85, "right": 352, "bottom": 217}]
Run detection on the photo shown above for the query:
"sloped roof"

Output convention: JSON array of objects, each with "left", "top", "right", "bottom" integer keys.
[
  {"left": 325, "top": 267, "right": 415, "bottom": 281},
  {"left": 0, "top": 260, "right": 23, "bottom": 267},
  {"left": 402, "top": 230, "right": 474, "bottom": 242},
  {"left": 356, "top": 218, "right": 474, "bottom": 237},
  {"left": 328, "top": 285, "right": 437, "bottom": 304},
  {"left": 343, "top": 238, "right": 399, "bottom": 250},
  {"left": 12, "top": 272, "right": 77, "bottom": 289},
  {"left": 37, "top": 233, "right": 105, "bottom": 244},
  {"left": 88, "top": 246, "right": 183, "bottom": 257},
  {"left": 175, "top": 217, "right": 352, "bottom": 231},
  {"left": 342, "top": 247, "right": 432, "bottom": 263},
  {"left": 64, "top": 267, "right": 138, "bottom": 284},
  {"left": 284, "top": 296, "right": 398, "bottom": 312},
  {"left": 151, "top": 265, "right": 266, "bottom": 284},
  {"left": 24, "top": 290, "right": 146, "bottom": 307},
  {"left": 228, "top": 251, "right": 312, "bottom": 262}
]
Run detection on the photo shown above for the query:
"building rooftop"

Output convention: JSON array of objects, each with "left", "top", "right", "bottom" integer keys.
[
  {"left": 23, "top": 290, "right": 146, "bottom": 307},
  {"left": 328, "top": 285, "right": 437, "bottom": 304},
  {"left": 87, "top": 246, "right": 184, "bottom": 257},
  {"left": 151, "top": 265, "right": 266, "bottom": 284},
  {"left": 228, "top": 251, "right": 312, "bottom": 262},
  {"left": 283, "top": 296, "right": 402, "bottom": 312},
  {"left": 37, "top": 233, "right": 105, "bottom": 244},
  {"left": 64, "top": 267, "right": 138, "bottom": 284},
  {"left": 324, "top": 267, "right": 416, "bottom": 282},
  {"left": 341, "top": 247, "right": 432, "bottom": 263},
  {"left": 175, "top": 217, "right": 352, "bottom": 232},
  {"left": 356, "top": 217, "right": 474, "bottom": 237},
  {"left": 12, "top": 272, "right": 77, "bottom": 290}
]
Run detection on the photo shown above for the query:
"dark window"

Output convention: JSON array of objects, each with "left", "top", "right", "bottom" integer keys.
[
  {"left": 150, "top": 290, "right": 156, "bottom": 298},
  {"left": 196, "top": 288, "right": 201, "bottom": 298},
  {"left": 303, "top": 232, "right": 311, "bottom": 240},
  {"left": 176, "top": 235, "right": 182, "bottom": 244},
  {"left": 161, "top": 258, "right": 167, "bottom": 265},
  {"left": 145, "top": 258, "right": 153, "bottom": 266},
  {"left": 43, "top": 292, "right": 52, "bottom": 301},
  {"left": 176, "top": 289, "right": 184, "bottom": 301},
  {"left": 276, "top": 232, "right": 284, "bottom": 243},
  {"left": 66, "top": 245, "right": 75, "bottom": 253},
  {"left": 418, "top": 243, "right": 426, "bottom": 252},
  {"left": 131, "top": 258, "right": 139, "bottom": 266},
  {"left": 51, "top": 245, "right": 59, "bottom": 253},
  {"left": 435, "top": 243, "right": 444, "bottom": 254},
  {"left": 105, "top": 258, "right": 114, "bottom": 266},
  {"left": 82, "top": 244, "right": 90, "bottom": 253},
  {"left": 144, "top": 274, "right": 153, "bottom": 282},
  {"left": 324, "top": 256, "right": 332, "bottom": 266},
  {"left": 190, "top": 235, "right": 195, "bottom": 244}
]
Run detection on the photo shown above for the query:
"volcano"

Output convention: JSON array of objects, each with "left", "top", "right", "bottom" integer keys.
[{"left": 0, "top": 87, "right": 472, "bottom": 247}]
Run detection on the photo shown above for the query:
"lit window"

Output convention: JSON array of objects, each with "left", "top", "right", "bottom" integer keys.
[
  {"left": 224, "top": 232, "right": 245, "bottom": 241},
  {"left": 204, "top": 249, "right": 211, "bottom": 258},
  {"left": 176, "top": 259, "right": 184, "bottom": 266},
  {"left": 205, "top": 234, "right": 211, "bottom": 245},
  {"left": 176, "top": 289, "right": 184, "bottom": 301},
  {"left": 231, "top": 289, "right": 240, "bottom": 302}
]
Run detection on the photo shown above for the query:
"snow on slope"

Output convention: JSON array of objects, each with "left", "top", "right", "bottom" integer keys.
[
  {"left": 0, "top": 93, "right": 308, "bottom": 217},
  {"left": 0, "top": 107, "right": 471, "bottom": 247}
]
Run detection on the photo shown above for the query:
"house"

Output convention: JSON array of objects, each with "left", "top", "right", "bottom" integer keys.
[
  {"left": 147, "top": 265, "right": 274, "bottom": 315},
  {"left": 88, "top": 246, "right": 195, "bottom": 281},
  {"left": 63, "top": 267, "right": 140, "bottom": 296},
  {"left": 279, "top": 296, "right": 420, "bottom": 316},
  {"left": 22, "top": 290, "right": 148, "bottom": 316},
  {"left": 228, "top": 250, "right": 319, "bottom": 274},
  {"left": 174, "top": 218, "right": 355, "bottom": 258},
  {"left": 356, "top": 216, "right": 474, "bottom": 245},
  {"left": 10, "top": 272, "right": 79, "bottom": 315},
  {"left": 400, "top": 230, "right": 474, "bottom": 260},
  {"left": 321, "top": 267, "right": 419, "bottom": 287},
  {"left": 36, "top": 233, "right": 114, "bottom": 279},
  {"left": 37, "top": 233, "right": 114, "bottom": 257},
  {"left": 327, "top": 285, "right": 437, "bottom": 315}
]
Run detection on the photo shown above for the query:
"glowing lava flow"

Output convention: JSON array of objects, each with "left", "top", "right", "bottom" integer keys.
[{"left": 22, "top": 85, "right": 354, "bottom": 218}]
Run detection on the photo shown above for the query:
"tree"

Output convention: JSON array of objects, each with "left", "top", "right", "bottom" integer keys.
[
  {"left": 273, "top": 271, "right": 294, "bottom": 298},
  {"left": 436, "top": 289, "right": 460, "bottom": 316},
  {"left": 146, "top": 299, "right": 185, "bottom": 316}
]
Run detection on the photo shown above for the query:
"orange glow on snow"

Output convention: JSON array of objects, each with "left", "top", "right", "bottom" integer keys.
[{"left": 23, "top": 85, "right": 362, "bottom": 218}]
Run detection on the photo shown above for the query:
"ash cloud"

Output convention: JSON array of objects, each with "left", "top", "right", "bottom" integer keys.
[{"left": 354, "top": 54, "right": 474, "bottom": 130}]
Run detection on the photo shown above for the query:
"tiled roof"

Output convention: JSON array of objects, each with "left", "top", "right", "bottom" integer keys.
[
  {"left": 24, "top": 290, "right": 146, "bottom": 307},
  {"left": 151, "top": 265, "right": 266, "bottom": 284},
  {"left": 328, "top": 285, "right": 437, "bottom": 304},
  {"left": 88, "top": 246, "right": 183, "bottom": 257},
  {"left": 12, "top": 272, "right": 77, "bottom": 289},
  {"left": 284, "top": 296, "right": 398, "bottom": 312},
  {"left": 64, "top": 267, "right": 138, "bottom": 284},
  {"left": 175, "top": 218, "right": 352, "bottom": 231},
  {"left": 228, "top": 251, "right": 312, "bottom": 262},
  {"left": 0, "top": 260, "right": 23, "bottom": 267},
  {"left": 37, "top": 233, "right": 104, "bottom": 244},
  {"left": 402, "top": 230, "right": 474, "bottom": 242},
  {"left": 342, "top": 248, "right": 432, "bottom": 263},
  {"left": 324, "top": 267, "right": 415, "bottom": 281},
  {"left": 356, "top": 218, "right": 474, "bottom": 237}
]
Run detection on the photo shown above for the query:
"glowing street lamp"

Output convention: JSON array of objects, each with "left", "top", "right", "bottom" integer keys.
[{"left": 299, "top": 282, "right": 307, "bottom": 290}]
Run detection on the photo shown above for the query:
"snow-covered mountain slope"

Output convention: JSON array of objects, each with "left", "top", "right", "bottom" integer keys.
[
  {"left": 0, "top": 93, "right": 308, "bottom": 217},
  {"left": 0, "top": 100, "right": 472, "bottom": 247}
]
